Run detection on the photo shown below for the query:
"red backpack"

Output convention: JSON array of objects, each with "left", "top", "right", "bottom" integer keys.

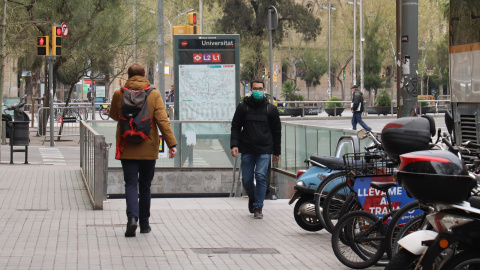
[{"left": 116, "top": 85, "right": 153, "bottom": 158}]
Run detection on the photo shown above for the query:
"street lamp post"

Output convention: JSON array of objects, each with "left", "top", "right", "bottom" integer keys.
[
  {"left": 360, "top": 0, "right": 364, "bottom": 95},
  {"left": 322, "top": 3, "right": 336, "bottom": 99},
  {"left": 347, "top": 1, "right": 360, "bottom": 88}
]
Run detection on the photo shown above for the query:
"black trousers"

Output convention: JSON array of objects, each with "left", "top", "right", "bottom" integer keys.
[{"left": 121, "top": 159, "right": 156, "bottom": 224}]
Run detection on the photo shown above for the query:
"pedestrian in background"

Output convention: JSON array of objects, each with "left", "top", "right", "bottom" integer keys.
[
  {"left": 110, "top": 63, "right": 177, "bottom": 237},
  {"left": 167, "top": 85, "right": 175, "bottom": 103},
  {"left": 230, "top": 80, "right": 281, "bottom": 219},
  {"left": 351, "top": 85, "right": 371, "bottom": 131}
]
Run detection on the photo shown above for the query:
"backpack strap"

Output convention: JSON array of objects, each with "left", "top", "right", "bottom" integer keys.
[{"left": 120, "top": 84, "right": 151, "bottom": 93}]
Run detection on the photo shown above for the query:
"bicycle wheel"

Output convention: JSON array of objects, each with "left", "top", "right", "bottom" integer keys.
[
  {"left": 99, "top": 107, "right": 110, "bottom": 120},
  {"left": 331, "top": 210, "right": 386, "bottom": 269},
  {"left": 390, "top": 214, "right": 428, "bottom": 257},
  {"left": 322, "top": 181, "right": 354, "bottom": 233},
  {"left": 384, "top": 200, "right": 424, "bottom": 258},
  {"left": 314, "top": 171, "right": 348, "bottom": 227}
]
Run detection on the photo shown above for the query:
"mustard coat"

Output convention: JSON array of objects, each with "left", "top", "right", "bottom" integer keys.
[{"left": 110, "top": 76, "right": 177, "bottom": 160}]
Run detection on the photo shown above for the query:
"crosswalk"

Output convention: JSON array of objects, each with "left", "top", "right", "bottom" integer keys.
[{"left": 39, "top": 147, "right": 66, "bottom": 165}]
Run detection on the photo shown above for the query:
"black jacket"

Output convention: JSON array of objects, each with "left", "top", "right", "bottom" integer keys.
[
  {"left": 230, "top": 96, "right": 281, "bottom": 155},
  {"left": 351, "top": 90, "right": 364, "bottom": 112}
]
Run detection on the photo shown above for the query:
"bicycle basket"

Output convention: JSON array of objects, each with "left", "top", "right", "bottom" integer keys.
[{"left": 342, "top": 151, "right": 395, "bottom": 176}]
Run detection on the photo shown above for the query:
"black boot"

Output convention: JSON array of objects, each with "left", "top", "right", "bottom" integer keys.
[{"left": 125, "top": 217, "right": 137, "bottom": 237}]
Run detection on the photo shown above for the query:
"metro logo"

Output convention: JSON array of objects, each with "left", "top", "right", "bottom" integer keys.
[
  {"left": 203, "top": 53, "right": 212, "bottom": 63},
  {"left": 193, "top": 53, "right": 203, "bottom": 63},
  {"left": 212, "top": 53, "right": 221, "bottom": 63}
]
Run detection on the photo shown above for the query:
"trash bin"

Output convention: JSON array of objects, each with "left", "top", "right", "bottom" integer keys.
[{"left": 9, "top": 121, "right": 30, "bottom": 164}]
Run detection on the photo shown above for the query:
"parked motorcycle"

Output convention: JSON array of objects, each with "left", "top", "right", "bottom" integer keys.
[
  {"left": 289, "top": 134, "right": 365, "bottom": 232},
  {"left": 384, "top": 148, "right": 480, "bottom": 270},
  {"left": 2, "top": 95, "right": 29, "bottom": 138}
]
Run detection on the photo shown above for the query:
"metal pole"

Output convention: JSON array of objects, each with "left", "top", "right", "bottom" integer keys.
[
  {"left": 133, "top": 1, "right": 137, "bottom": 63},
  {"left": 199, "top": 0, "right": 203, "bottom": 34},
  {"left": 328, "top": 3, "right": 331, "bottom": 99},
  {"left": 396, "top": 0, "right": 402, "bottom": 118},
  {"left": 0, "top": 0, "right": 6, "bottom": 160},
  {"left": 399, "top": 0, "right": 418, "bottom": 117},
  {"left": 268, "top": 9, "right": 274, "bottom": 98},
  {"left": 353, "top": 0, "right": 357, "bottom": 86},
  {"left": 157, "top": 0, "right": 166, "bottom": 105},
  {"left": 360, "top": 0, "right": 364, "bottom": 94},
  {"left": 47, "top": 56, "right": 56, "bottom": 147}
]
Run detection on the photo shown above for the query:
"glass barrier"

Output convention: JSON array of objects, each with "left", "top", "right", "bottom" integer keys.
[{"left": 88, "top": 120, "right": 366, "bottom": 173}]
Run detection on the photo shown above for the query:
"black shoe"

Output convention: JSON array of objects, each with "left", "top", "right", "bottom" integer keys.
[
  {"left": 248, "top": 197, "right": 255, "bottom": 214},
  {"left": 253, "top": 208, "right": 263, "bottom": 219},
  {"left": 125, "top": 218, "right": 137, "bottom": 237},
  {"left": 140, "top": 224, "right": 151, "bottom": 234}
]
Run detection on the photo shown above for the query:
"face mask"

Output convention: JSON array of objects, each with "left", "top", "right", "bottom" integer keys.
[{"left": 252, "top": 90, "right": 263, "bottom": 100}]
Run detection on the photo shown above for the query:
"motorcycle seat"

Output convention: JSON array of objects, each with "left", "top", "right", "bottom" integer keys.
[
  {"left": 468, "top": 196, "right": 480, "bottom": 209},
  {"left": 309, "top": 155, "right": 346, "bottom": 169}
]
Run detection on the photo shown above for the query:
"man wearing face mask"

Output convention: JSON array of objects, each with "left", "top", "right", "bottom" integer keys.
[{"left": 230, "top": 80, "right": 282, "bottom": 219}]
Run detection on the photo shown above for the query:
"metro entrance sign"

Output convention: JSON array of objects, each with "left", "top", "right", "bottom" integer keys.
[{"left": 173, "top": 35, "right": 240, "bottom": 121}]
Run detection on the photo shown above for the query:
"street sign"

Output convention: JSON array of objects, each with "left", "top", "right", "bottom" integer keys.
[{"left": 61, "top": 22, "right": 69, "bottom": 37}]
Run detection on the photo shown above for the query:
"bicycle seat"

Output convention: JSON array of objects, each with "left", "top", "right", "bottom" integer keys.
[
  {"left": 310, "top": 155, "right": 346, "bottom": 169},
  {"left": 370, "top": 181, "right": 397, "bottom": 192}
]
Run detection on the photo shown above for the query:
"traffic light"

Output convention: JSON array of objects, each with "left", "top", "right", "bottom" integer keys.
[
  {"left": 187, "top": 25, "right": 200, "bottom": 34},
  {"left": 343, "top": 70, "right": 346, "bottom": 78},
  {"left": 268, "top": 72, "right": 271, "bottom": 78},
  {"left": 188, "top": 12, "right": 197, "bottom": 26},
  {"left": 52, "top": 26, "right": 62, "bottom": 56},
  {"left": 262, "top": 68, "right": 266, "bottom": 79},
  {"left": 36, "top": 36, "right": 49, "bottom": 56},
  {"left": 173, "top": 25, "right": 188, "bottom": 35}
]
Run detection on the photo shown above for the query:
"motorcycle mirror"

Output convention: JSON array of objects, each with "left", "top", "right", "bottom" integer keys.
[{"left": 357, "top": 129, "right": 368, "bottom": 140}]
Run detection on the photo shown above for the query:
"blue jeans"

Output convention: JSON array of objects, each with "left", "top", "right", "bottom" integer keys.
[
  {"left": 352, "top": 112, "right": 371, "bottom": 131},
  {"left": 241, "top": 153, "right": 271, "bottom": 210},
  {"left": 121, "top": 159, "right": 156, "bottom": 224}
]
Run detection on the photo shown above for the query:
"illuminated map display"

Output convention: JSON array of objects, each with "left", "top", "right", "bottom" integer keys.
[{"left": 178, "top": 64, "right": 236, "bottom": 120}]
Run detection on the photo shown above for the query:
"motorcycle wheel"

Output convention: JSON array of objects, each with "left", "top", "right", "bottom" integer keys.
[
  {"left": 314, "top": 171, "right": 348, "bottom": 227},
  {"left": 440, "top": 251, "right": 480, "bottom": 270},
  {"left": 384, "top": 248, "right": 420, "bottom": 270},
  {"left": 293, "top": 196, "right": 324, "bottom": 232}
]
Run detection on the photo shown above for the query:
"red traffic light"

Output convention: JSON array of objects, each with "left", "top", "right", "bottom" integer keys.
[
  {"left": 37, "top": 37, "right": 45, "bottom": 46},
  {"left": 193, "top": 14, "right": 197, "bottom": 24},
  {"left": 56, "top": 26, "right": 62, "bottom": 36}
]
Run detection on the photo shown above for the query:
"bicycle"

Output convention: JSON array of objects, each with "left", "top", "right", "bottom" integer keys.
[
  {"left": 99, "top": 104, "right": 110, "bottom": 120},
  {"left": 314, "top": 129, "right": 383, "bottom": 232}
]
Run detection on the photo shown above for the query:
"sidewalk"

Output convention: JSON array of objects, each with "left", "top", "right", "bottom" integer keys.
[
  {"left": 0, "top": 164, "right": 368, "bottom": 269},
  {"left": 0, "top": 114, "right": 434, "bottom": 269}
]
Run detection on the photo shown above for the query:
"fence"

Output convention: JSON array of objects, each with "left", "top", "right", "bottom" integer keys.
[
  {"left": 36, "top": 104, "right": 95, "bottom": 144},
  {"left": 80, "top": 120, "right": 110, "bottom": 210}
]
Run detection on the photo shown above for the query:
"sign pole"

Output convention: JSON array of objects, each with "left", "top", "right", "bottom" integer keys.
[
  {"left": 267, "top": 6, "right": 278, "bottom": 98},
  {"left": 46, "top": 56, "right": 56, "bottom": 146}
]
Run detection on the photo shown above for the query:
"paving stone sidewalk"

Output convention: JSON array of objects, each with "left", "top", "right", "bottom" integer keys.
[{"left": 0, "top": 164, "right": 372, "bottom": 270}]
